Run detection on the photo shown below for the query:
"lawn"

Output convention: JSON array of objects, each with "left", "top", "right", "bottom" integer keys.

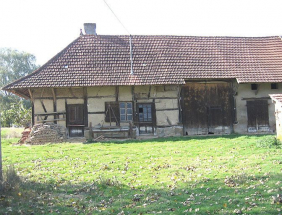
[{"left": 1, "top": 132, "right": 282, "bottom": 214}]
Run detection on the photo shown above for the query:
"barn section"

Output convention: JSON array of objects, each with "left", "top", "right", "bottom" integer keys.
[
  {"left": 234, "top": 83, "right": 278, "bottom": 134},
  {"left": 181, "top": 81, "right": 234, "bottom": 135},
  {"left": 269, "top": 94, "right": 282, "bottom": 140},
  {"left": 29, "top": 84, "right": 183, "bottom": 139}
]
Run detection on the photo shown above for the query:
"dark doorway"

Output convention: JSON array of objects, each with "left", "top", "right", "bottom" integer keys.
[
  {"left": 137, "top": 103, "right": 155, "bottom": 135},
  {"left": 67, "top": 104, "right": 84, "bottom": 137},
  {"left": 247, "top": 100, "right": 269, "bottom": 131}
]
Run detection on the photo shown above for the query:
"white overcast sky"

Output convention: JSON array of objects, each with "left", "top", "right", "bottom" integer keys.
[{"left": 0, "top": 0, "right": 282, "bottom": 65}]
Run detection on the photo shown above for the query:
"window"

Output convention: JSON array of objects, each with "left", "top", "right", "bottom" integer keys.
[
  {"left": 251, "top": 84, "right": 258, "bottom": 90},
  {"left": 271, "top": 83, "right": 278, "bottom": 89},
  {"left": 105, "top": 102, "right": 133, "bottom": 124},
  {"left": 138, "top": 104, "right": 152, "bottom": 122},
  {"left": 105, "top": 102, "right": 120, "bottom": 124},
  {"left": 120, "top": 102, "right": 133, "bottom": 122}
]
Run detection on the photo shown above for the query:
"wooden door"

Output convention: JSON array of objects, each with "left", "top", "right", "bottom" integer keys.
[
  {"left": 67, "top": 104, "right": 84, "bottom": 137},
  {"left": 247, "top": 100, "right": 269, "bottom": 130}
]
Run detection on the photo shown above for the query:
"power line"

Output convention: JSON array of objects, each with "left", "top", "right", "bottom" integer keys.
[{"left": 103, "top": 0, "right": 130, "bottom": 35}]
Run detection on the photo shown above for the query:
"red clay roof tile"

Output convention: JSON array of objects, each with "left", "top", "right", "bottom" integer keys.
[{"left": 4, "top": 35, "right": 282, "bottom": 96}]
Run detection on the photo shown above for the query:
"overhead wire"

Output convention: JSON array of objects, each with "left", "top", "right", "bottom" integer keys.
[
  {"left": 103, "top": 0, "right": 134, "bottom": 75},
  {"left": 103, "top": 0, "right": 130, "bottom": 35}
]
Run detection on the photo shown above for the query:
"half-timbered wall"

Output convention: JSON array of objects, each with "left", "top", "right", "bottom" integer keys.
[{"left": 31, "top": 85, "right": 182, "bottom": 139}]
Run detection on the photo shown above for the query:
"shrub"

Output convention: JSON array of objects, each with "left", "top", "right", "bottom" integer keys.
[
  {"left": 256, "top": 136, "right": 282, "bottom": 148},
  {"left": 0, "top": 165, "right": 22, "bottom": 193}
]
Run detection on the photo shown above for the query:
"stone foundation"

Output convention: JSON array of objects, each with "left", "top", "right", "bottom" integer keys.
[{"left": 156, "top": 126, "right": 183, "bottom": 137}]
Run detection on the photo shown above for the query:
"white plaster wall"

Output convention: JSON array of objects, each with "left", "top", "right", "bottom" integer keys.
[
  {"left": 119, "top": 86, "right": 132, "bottom": 101},
  {"left": 88, "top": 97, "right": 116, "bottom": 126},
  {"left": 56, "top": 99, "right": 66, "bottom": 127},
  {"left": 155, "top": 99, "right": 178, "bottom": 109},
  {"left": 156, "top": 110, "right": 179, "bottom": 126},
  {"left": 234, "top": 83, "right": 279, "bottom": 133},
  {"left": 57, "top": 99, "right": 65, "bottom": 112},
  {"left": 274, "top": 102, "right": 282, "bottom": 140},
  {"left": 66, "top": 99, "right": 84, "bottom": 104},
  {"left": 155, "top": 85, "right": 178, "bottom": 98},
  {"left": 34, "top": 99, "right": 54, "bottom": 123},
  {"left": 87, "top": 86, "right": 115, "bottom": 97},
  {"left": 88, "top": 114, "right": 105, "bottom": 126},
  {"left": 88, "top": 98, "right": 115, "bottom": 112}
]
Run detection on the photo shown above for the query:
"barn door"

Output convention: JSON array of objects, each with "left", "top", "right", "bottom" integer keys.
[
  {"left": 182, "top": 82, "right": 233, "bottom": 135},
  {"left": 137, "top": 103, "right": 155, "bottom": 135},
  {"left": 67, "top": 104, "right": 84, "bottom": 137}
]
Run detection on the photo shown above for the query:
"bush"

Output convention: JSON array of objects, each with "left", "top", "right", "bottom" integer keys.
[
  {"left": 256, "top": 136, "right": 282, "bottom": 148},
  {"left": 0, "top": 165, "right": 22, "bottom": 193}
]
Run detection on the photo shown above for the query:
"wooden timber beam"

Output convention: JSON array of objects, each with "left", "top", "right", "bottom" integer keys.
[
  {"left": 28, "top": 89, "right": 35, "bottom": 126},
  {"left": 28, "top": 89, "right": 34, "bottom": 103},
  {"left": 115, "top": 86, "right": 119, "bottom": 102},
  {"left": 52, "top": 88, "right": 57, "bottom": 124},
  {"left": 83, "top": 87, "right": 88, "bottom": 127},
  {"left": 40, "top": 88, "right": 45, "bottom": 98},
  {"left": 68, "top": 88, "right": 78, "bottom": 98}
]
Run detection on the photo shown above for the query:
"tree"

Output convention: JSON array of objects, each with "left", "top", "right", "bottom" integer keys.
[{"left": 0, "top": 48, "right": 38, "bottom": 127}]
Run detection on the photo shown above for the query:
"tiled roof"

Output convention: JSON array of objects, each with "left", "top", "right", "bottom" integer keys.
[
  {"left": 270, "top": 94, "right": 282, "bottom": 104},
  {"left": 4, "top": 35, "right": 282, "bottom": 97}
]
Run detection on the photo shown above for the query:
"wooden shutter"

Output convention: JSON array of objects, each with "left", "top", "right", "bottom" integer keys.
[{"left": 105, "top": 102, "right": 120, "bottom": 124}]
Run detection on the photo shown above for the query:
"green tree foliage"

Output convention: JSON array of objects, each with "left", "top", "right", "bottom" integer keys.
[{"left": 0, "top": 48, "right": 38, "bottom": 127}]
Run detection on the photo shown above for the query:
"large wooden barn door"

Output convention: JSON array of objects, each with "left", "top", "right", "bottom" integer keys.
[
  {"left": 67, "top": 104, "right": 84, "bottom": 137},
  {"left": 182, "top": 82, "right": 233, "bottom": 135}
]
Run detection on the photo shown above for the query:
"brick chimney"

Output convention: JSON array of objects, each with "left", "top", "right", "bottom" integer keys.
[{"left": 84, "top": 23, "right": 97, "bottom": 35}]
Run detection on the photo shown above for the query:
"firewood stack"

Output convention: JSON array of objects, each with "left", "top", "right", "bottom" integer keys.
[
  {"left": 18, "top": 127, "right": 31, "bottom": 144},
  {"left": 24, "top": 123, "right": 66, "bottom": 145}
]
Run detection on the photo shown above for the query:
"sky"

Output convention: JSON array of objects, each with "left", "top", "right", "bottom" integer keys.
[{"left": 1, "top": 0, "right": 282, "bottom": 65}]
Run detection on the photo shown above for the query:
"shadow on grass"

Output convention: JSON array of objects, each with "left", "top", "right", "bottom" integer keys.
[
  {"left": 85, "top": 134, "right": 276, "bottom": 145},
  {"left": 1, "top": 172, "right": 281, "bottom": 215}
]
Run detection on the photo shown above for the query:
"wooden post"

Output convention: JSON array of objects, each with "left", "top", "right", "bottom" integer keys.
[
  {"left": 28, "top": 88, "right": 35, "bottom": 126},
  {"left": 0, "top": 113, "right": 3, "bottom": 181},
  {"left": 83, "top": 87, "right": 88, "bottom": 127},
  {"left": 52, "top": 88, "right": 57, "bottom": 124},
  {"left": 89, "top": 122, "right": 93, "bottom": 141}
]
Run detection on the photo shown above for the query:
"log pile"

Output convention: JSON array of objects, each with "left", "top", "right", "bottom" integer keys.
[
  {"left": 18, "top": 127, "right": 31, "bottom": 144},
  {"left": 25, "top": 123, "right": 66, "bottom": 145}
]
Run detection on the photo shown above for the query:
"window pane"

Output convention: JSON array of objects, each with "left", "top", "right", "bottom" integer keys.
[
  {"left": 120, "top": 109, "right": 125, "bottom": 114},
  {"left": 127, "top": 109, "right": 132, "bottom": 114},
  {"left": 139, "top": 113, "right": 143, "bottom": 121},
  {"left": 127, "top": 103, "right": 132, "bottom": 108},
  {"left": 127, "top": 115, "right": 132, "bottom": 120},
  {"left": 120, "top": 103, "right": 125, "bottom": 108},
  {"left": 120, "top": 115, "right": 126, "bottom": 121},
  {"left": 144, "top": 108, "right": 147, "bottom": 114}
]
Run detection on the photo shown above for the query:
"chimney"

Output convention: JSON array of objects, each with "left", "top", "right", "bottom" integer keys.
[{"left": 84, "top": 23, "right": 97, "bottom": 35}]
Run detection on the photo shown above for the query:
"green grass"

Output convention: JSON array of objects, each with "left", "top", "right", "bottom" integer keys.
[{"left": 1, "top": 134, "right": 282, "bottom": 214}]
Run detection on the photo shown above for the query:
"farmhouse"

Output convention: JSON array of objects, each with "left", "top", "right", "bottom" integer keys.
[{"left": 3, "top": 23, "right": 282, "bottom": 139}]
